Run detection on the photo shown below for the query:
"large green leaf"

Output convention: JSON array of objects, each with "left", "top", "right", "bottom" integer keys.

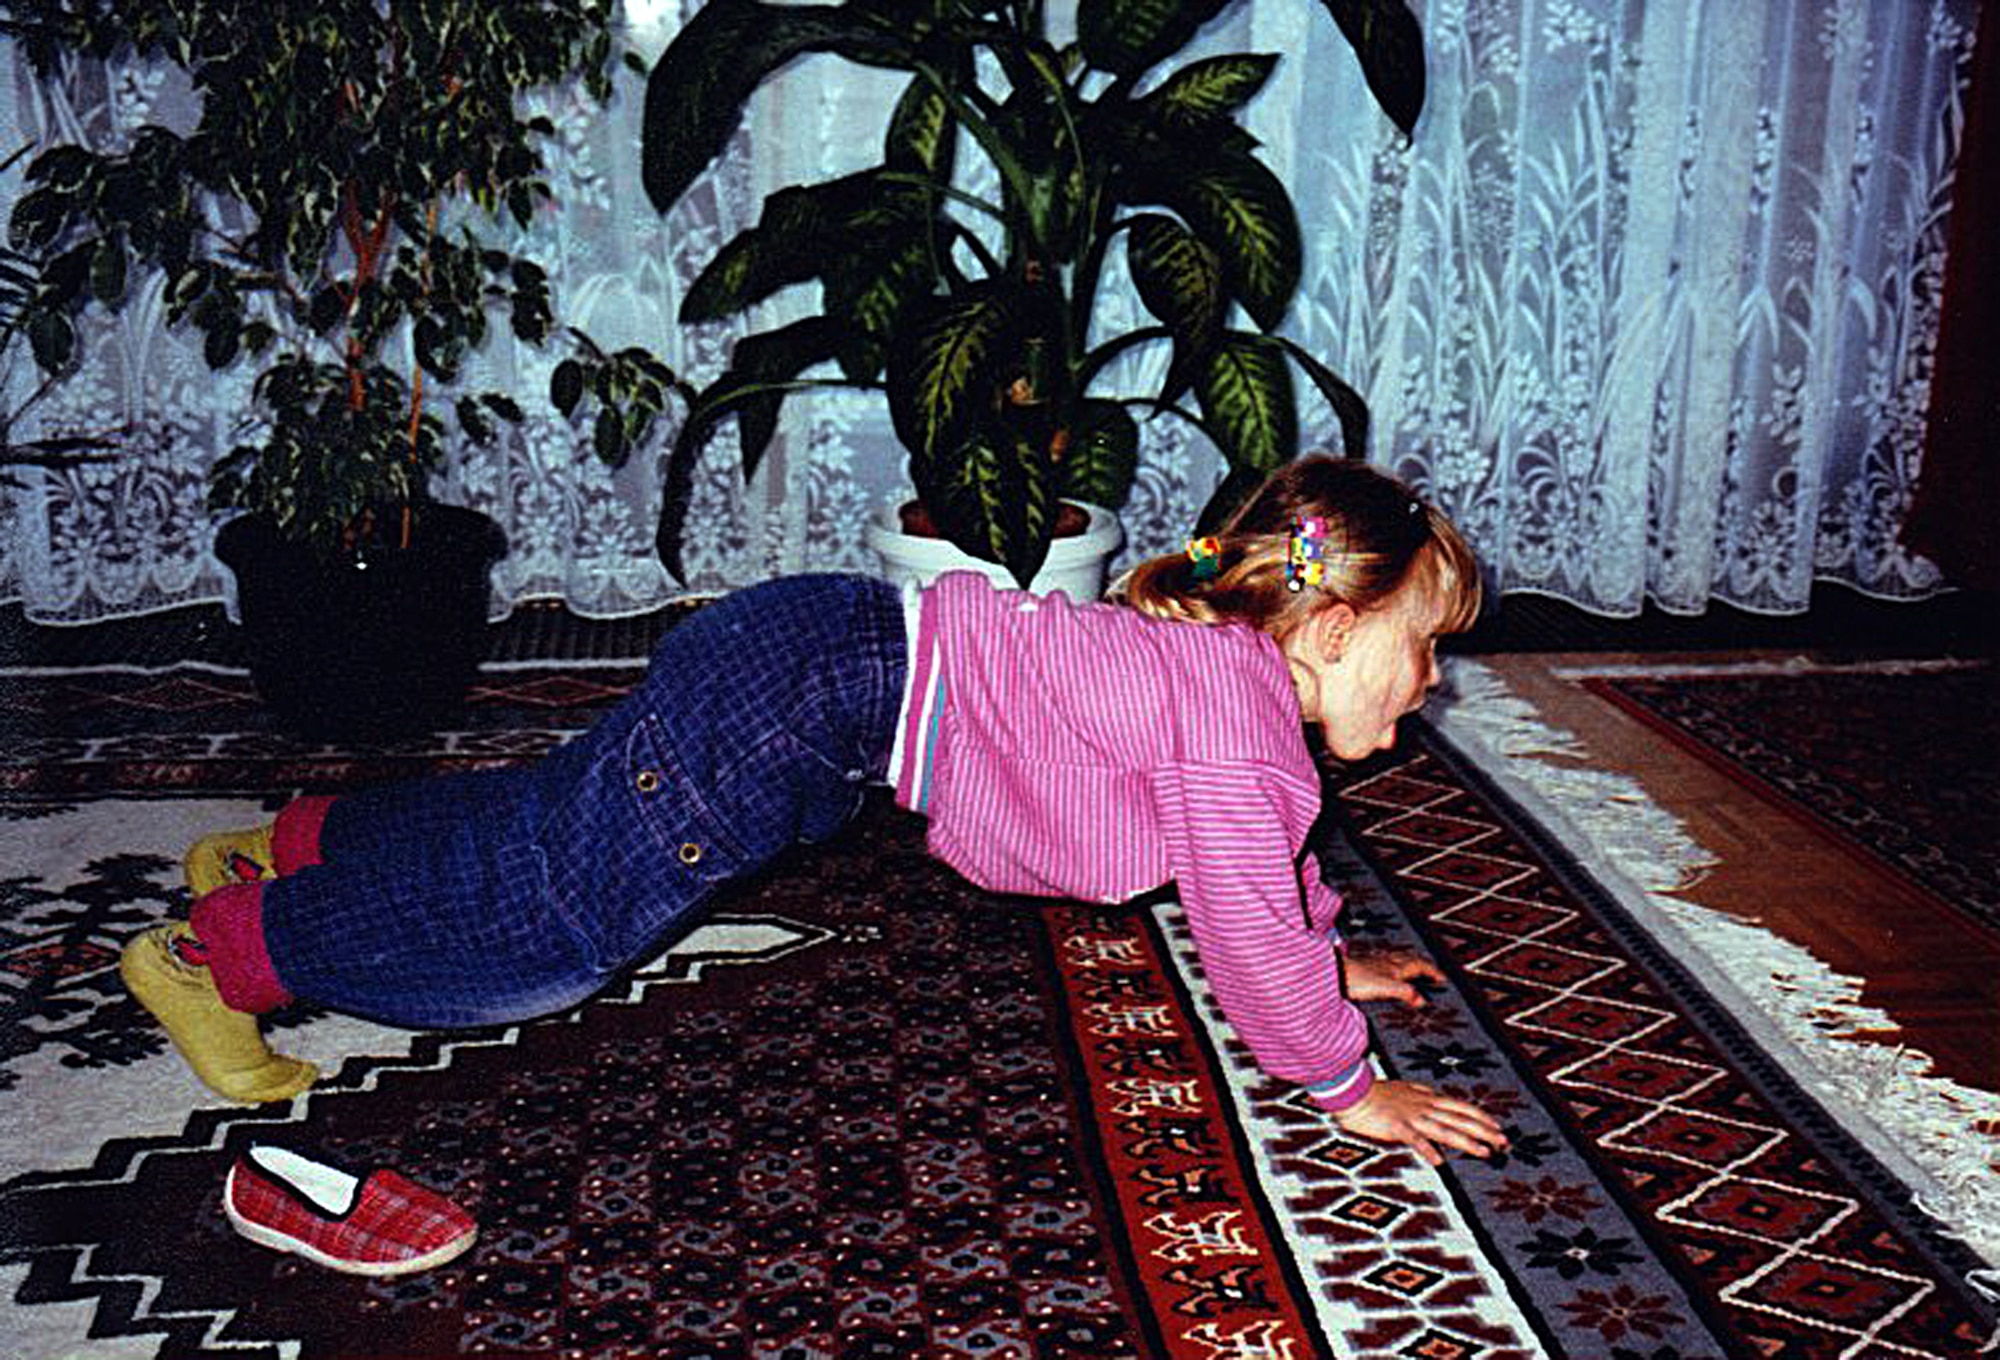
[
  {"left": 680, "top": 185, "right": 826, "bottom": 322},
  {"left": 727, "top": 319, "right": 844, "bottom": 481},
  {"left": 885, "top": 75, "right": 955, "bottom": 179},
  {"left": 1057, "top": 399, "right": 1139, "bottom": 510},
  {"left": 655, "top": 318, "right": 841, "bottom": 580},
  {"left": 1125, "top": 150, "right": 1300, "bottom": 332},
  {"left": 1139, "top": 54, "right": 1278, "bottom": 128},
  {"left": 1273, "top": 334, "right": 1369, "bottom": 456},
  {"left": 26, "top": 306, "right": 76, "bottom": 372},
  {"left": 1195, "top": 331, "right": 1297, "bottom": 474},
  {"left": 1126, "top": 213, "right": 1223, "bottom": 405},
  {"left": 1076, "top": 0, "right": 1230, "bottom": 77},
  {"left": 642, "top": 0, "right": 912, "bottom": 214},
  {"left": 684, "top": 170, "right": 932, "bottom": 324},
  {"left": 887, "top": 287, "right": 1014, "bottom": 473},
  {"left": 823, "top": 231, "right": 938, "bottom": 382},
  {"left": 839, "top": 173, "right": 938, "bottom": 234},
  {"left": 991, "top": 59, "right": 1089, "bottom": 260},
  {"left": 925, "top": 420, "right": 1058, "bottom": 587},
  {"left": 845, "top": 0, "right": 959, "bottom": 31},
  {"left": 1317, "top": 0, "right": 1426, "bottom": 137}
]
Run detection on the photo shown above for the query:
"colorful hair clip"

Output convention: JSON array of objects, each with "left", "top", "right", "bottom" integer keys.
[
  {"left": 1285, "top": 516, "right": 1329, "bottom": 592},
  {"left": 1186, "top": 536, "right": 1221, "bottom": 582}
]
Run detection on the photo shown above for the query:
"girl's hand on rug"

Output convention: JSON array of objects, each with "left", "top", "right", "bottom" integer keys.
[
  {"left": 1343, "top": 950, "right": 1445, "bottom": 1007},
  {"left": 1333, "top": 1081, "right": 1510, "bottom": 1166}
]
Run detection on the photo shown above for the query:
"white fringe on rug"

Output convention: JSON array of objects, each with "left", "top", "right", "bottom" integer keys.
[
  {"left": 1547, "top": 655, "right": 1990, "bottom": 681},
  {"left": 1432, "top": 659, "right": 2000, "bottom": 1292}
]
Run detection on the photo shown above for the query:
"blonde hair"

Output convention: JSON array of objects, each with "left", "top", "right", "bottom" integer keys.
[{"left": 1109, "top": 456, "right": 1481, "bottom": 642}]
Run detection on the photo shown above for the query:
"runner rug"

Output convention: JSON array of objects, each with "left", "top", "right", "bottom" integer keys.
[
  {"left": 1571, "top": 659, "right": 2000, "bottom": 937},
  {"left": 1, "top": 659, "right": 1994, "bottom": 1358}
]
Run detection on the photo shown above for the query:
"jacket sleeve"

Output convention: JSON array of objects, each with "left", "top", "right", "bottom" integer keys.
[{"left": 1154, "top": 762, "right": 1375, "bottom": 1111}]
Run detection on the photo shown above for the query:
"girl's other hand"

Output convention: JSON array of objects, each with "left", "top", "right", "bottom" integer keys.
[
  {"left": 1331, "top": 1080, "right": 1510, "bottom": 1166},
  {"left": 1343, "top": 949, "right": 1444, "bottom": 1007}
]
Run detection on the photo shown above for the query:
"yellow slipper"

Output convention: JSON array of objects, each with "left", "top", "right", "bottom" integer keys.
[
  {"left": 184, "top": 825, "right": 278, "bottom": 897},
  {"left": 120, "top": 924, "right": 318, "bottom": 1105}
]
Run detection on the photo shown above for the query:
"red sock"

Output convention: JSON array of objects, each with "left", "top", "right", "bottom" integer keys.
[
  {"left": 270, "top": 795, "right": 336, "bottom": 876},
  {"left": 188, "top": 883, "right": 294, "bottom": 1014}
]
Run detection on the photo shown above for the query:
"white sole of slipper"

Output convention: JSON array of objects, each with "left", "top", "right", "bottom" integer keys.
[
  {"left": 223, "top": 1194, "right": 477, "bottom": 1276},
  {"left": 223, "top": 1160, "right": 477, "bottom": 1277}
]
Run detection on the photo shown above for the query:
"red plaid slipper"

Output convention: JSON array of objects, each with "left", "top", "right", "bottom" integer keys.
[{"left": 223, "top": 1144, "right": 476, "bottom": 1276}]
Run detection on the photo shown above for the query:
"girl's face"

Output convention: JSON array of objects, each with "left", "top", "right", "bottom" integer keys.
[{"left": 1284, "top": 576, "right": 1447, "bottom": 761}]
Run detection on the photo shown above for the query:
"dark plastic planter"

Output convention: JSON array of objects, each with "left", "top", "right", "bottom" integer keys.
[{"left": 215, "top": 505, "right": 508, "bottom": 740}]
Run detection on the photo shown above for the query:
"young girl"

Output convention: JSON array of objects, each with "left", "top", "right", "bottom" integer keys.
[{"left": 126, "top": 456, "right": 1508, "bottom": 1166}]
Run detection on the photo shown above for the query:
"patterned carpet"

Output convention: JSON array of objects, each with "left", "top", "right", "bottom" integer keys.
[
  {"left": 0, "top": 662, "right": 1994, "bottom": 1357},
  {"left": 1578, "top": 660, "right": 2000, "bottom": 937}
]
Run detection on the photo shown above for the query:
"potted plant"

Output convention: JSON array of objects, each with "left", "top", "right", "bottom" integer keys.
[
  {"left": 4, "top": 0, "right": 679, "bottom": 735},
  {"left": 1, "top": 231, "right": 117, "bottom": 476},
  {"left": 1, "top": 146, "right": 124, "bottom": 477},
  {"left": 640, "top": 0, "right": 1423, "bottom": 591}
]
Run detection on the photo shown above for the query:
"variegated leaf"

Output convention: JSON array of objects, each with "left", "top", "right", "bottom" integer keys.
[
  {"left": 1168, "top": 155, "right": 1300, "bottom": 332},
  {"left": 1058, "top": 399, "right": 1139, "bottom": 510},
  {"left": 1143, "top": 54, "right": 1278, "bottom": 127},
  {"left": 643, "top": 0, "right": 912, "bottom": 213},
  {"left": 1127, "top": 213, "right": 1224, "bottom": 402},
  {"left": 889, "top": 289, "right": 1013, "bottom": 471},
  {"left": 1077, "top": 0, "right": 1228, "bottom": 76},
  {"left": 684, "top": 173, "right": 927, "bottom": 324},
  {"left": 1195, "top": 331, "right": 1297, "bottom": 474},
  {"left": 1316, "top": 0, "right": 1426, "bottom": 136},
  {"left": 657, "top": 318, "right": 840, "bottom": 579},
  {"left": 825, "top": 233, "right": 938, "bottom": 382},
  {"left": 928, "top": 421, "right": 1058, "bottom": 586},
  {"left": 886, "top": 76, "right": 955, "bottom": 179},
  {"left": 727, "top": 318, "right": 842, "bottom": 480},
  {"left": 680, "top": 184, "right": 825, "bottom": 322}
]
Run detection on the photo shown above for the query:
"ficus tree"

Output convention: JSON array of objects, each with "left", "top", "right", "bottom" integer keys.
[{"left": 4, "top": 0, "right": 683, "bottom": 556}]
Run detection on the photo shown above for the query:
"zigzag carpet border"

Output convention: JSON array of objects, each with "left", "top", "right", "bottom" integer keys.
[
  {"left": 1, "top": 913, "right": 841, "bottom": 1360},
  {"left": 1432, "top": 659, "right": 2000, "bottom": 1290},
  {"left": 6, "top": 914, "right": 838, "bottom": 1191}
]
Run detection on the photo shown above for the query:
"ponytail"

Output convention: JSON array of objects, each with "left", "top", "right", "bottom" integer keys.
[{"left": 1108, "top": 456, "right": 1481, "bottom": 641}]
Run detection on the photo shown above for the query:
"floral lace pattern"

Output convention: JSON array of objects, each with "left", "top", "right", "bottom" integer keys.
[{"left": 0, "top": 1, "right": 1978, "bottom": 621}]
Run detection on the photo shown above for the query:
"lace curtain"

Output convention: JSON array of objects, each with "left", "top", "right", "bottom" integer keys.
[
  {"left": 0, "top": 0, "right": 1978, "bottom": 623},
  {"left": 1323, "top": 0, "right": 1979, "bottom": 614}
]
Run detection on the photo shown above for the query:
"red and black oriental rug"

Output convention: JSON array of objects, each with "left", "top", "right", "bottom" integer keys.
[{"left": 1, "top": 659, "right": 1994, "bottom": 1357}]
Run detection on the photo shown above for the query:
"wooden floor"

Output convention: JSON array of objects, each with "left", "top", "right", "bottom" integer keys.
[{"left": 1475, "top": 650, "right": 2000, "bottom": 1105}]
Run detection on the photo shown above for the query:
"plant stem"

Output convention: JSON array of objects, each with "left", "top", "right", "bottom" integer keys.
[
  {"left": 1076, "top": 323, "right": 1171, "bottom": 392},
  {"left": 1068, "top": 206, "right": 1126, "bottom": 383},
  {"left": 910, "top": 57, "right": 1048, "bottom": 260},
  {"left": 401, "top": 198, "right": 443, "bottom": 551},
  {"left": 878, "top": 170, "right": 1004, "bottom": 227}
]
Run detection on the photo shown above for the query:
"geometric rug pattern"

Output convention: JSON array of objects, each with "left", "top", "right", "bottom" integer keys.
[
  {"left": 1336, "top": 738, "right": 1995, "bottom": 1357},
  {"left": 1585, "top": 660, "right": 2000, "bottom": 936},
  {"left": 1, "top": 662, "right": 1993, "bottom": 1357}
]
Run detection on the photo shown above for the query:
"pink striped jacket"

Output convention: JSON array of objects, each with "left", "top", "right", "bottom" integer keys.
[{"left": 893, "top": 572, "right": 1373, "bottom": 1111}]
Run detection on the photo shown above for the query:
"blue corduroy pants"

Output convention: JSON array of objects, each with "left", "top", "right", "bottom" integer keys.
[{"left": 258, "top": 574, "right": 908, "bottom": 1027}]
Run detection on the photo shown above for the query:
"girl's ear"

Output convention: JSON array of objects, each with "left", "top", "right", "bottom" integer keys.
[{"left": 1313, "top": 602, "right": 1360, "bottom": 660}]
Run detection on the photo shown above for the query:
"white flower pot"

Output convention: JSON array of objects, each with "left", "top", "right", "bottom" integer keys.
[{"left": 864, "top": 500, "right": 1125, "bottom": 600}]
